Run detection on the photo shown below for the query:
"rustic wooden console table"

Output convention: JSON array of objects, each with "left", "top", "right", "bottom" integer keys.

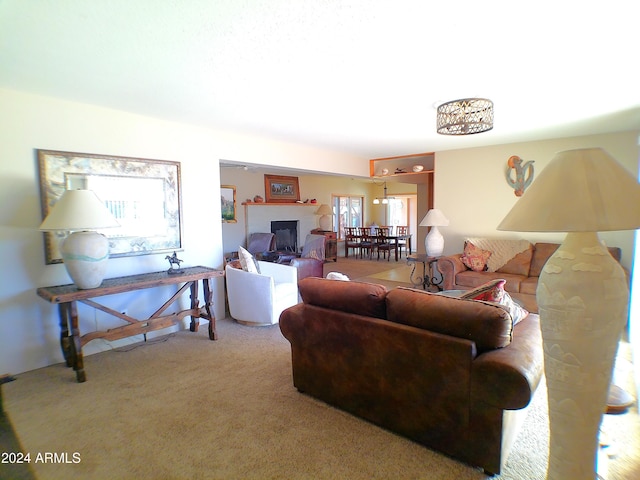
[{"left": 37, "top": 266, "right": 224, "bottom": 383}]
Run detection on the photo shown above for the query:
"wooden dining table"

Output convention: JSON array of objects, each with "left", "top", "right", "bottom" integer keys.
[{"left": 344, "top": 233, "right": 412, "bottom": 261}]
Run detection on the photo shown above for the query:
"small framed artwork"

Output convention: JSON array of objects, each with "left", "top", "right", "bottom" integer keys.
[
  {"left": 264, "top": 174, "right": 300, "bottom": 203},
  {"left": 221, "top": 185, "right": 237, "bottom": 223}
]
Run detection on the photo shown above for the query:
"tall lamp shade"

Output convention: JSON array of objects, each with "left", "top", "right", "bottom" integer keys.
[
  {"left": 315, "top": 204, "right": 333, "bottom": 231},
  {"left": 419, "top": 209, "right": 449, "bottom": 257},
  {"left": 498, "top": 148, "right": 640, "bottom": 479},
  {"left": 40, "top": 189, "right": 120, "bottom": 289}
]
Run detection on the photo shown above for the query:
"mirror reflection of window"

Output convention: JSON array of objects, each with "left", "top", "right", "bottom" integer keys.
[{"left": 65, "top": 173, "right": 167, "bottom": 238}]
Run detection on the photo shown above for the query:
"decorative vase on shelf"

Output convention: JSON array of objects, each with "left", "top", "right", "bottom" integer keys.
[{"left": 253, "top": 195, "right": 264, "bottom": 203}]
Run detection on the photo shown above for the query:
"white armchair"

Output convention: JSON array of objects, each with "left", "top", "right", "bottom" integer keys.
[{"left": 225, "top": 260, "right": 299, "bottom": 326}]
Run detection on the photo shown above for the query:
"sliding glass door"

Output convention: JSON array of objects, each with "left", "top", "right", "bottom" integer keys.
[{"left": 333, "top": 195, "right": 363, "bottom": 240}]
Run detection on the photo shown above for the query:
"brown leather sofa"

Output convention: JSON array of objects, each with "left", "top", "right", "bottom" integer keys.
[
  {"left": 437, "top": 242, "right": 622, "bottom": 313},
  {"left": 279, "top": 278, "right": 544, "bottom": 475}
]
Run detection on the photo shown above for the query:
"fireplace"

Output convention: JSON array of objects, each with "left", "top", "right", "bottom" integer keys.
[{"left": 271, "top": 221, "right": 298, "bottom": 252}]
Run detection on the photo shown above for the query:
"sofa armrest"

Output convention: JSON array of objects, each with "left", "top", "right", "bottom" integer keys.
[
  {"left": 437, "top": 254, "right": 468, "bottom": 290},
  {"left": 471, "top": 314, "right": 543, "bottom": 410},
  {"left": 290, "top": 257, "right": 323, "bottom": 282}
]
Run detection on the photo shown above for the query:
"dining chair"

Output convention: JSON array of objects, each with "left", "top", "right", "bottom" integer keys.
[
  {"left": 396, "top": 225, "right": 409, "bottom": 258},
  {"left": 375, "top": 226, "right": 397, "bottom": 261},
  {"left": 357, "top": 227, "right": 375, "bottom": 259},
  {"left": 344, "top": 227, "right": 361, "bottom": 258}
]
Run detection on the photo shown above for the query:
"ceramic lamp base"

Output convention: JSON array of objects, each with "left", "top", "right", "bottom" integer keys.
[
  {"left": 319, "top": 215, "right": 331, "bottom": 231},
  {"left": 425, "top": 226, "right": 444, "bottom": 257},
  {"left": 60, "top": 231, "right": 110, "bottom": 289},
  {"left": 537, "top": 232, "right": 628, "bottom": 479}
]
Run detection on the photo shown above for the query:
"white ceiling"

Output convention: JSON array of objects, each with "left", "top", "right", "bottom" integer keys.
[{"left": 1, "top": 1, "right": 639, "bottom": 158}]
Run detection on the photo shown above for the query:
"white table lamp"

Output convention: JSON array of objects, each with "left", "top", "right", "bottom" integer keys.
[
  {"left": 315, "top": 204, "right": 333, "bottom": 231},
  {"left": 419, "top": 208, "right": 449, "bottom": 257},
  {"left": 40, "top": 189, "right": 120, "bottom": 289},
  {"left": 497, "top": 148, "right": 640, "bottom": 479}
]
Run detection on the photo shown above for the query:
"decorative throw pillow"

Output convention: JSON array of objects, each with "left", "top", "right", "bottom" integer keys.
[
  {"left": 238, "top": 246, "right": 260, "bottom": 274},
  {"left": 461, "top": 241, "right": 491, "bottom": 272},
  {"left": 461, "top": 278, "right": 506, "bottom": 302},
  {"left": 461, "top": 278, "right": 529, "bottom": 325}
]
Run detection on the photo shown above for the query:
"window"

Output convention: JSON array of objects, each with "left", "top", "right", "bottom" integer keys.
[{"left": 333, "top": 195, "right": 363, "bottom": 240}]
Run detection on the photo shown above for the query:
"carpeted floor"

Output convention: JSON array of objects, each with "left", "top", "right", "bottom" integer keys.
[{"left": 2, "top": 258, "right": 638, "bottom": 479}]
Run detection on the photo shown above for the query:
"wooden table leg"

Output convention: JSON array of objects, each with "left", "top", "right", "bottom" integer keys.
[
  {"left": 58, "top": 303, "right": 73, "bottom": 368},
  {"left": 203, "top": 279, "right": 217, "bottom": 340},
  {"left": 68, "top": 301, "right": 86, "bottom": 383},
  {"left": 189, "top": 280, "right": 199, "bottom": 332}
]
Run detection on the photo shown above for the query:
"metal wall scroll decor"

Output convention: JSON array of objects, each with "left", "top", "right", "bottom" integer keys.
[{"left": 505, "top": 155, "right": 535, "bottom": 197}]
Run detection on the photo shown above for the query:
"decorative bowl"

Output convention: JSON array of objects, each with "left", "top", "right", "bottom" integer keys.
[{"left": 412, "top": 165, "right": 424, "bottom": 173}]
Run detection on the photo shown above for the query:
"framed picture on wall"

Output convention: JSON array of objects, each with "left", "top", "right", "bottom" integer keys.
[
  {"left": 37, "top": 149, "right": 183, "bottom": 264},
  {"left": 264, "top": 174, "right": 300, "bottom": 203},
  {"left": 221, "top": 185, "right": 237, "bottom": 223}
]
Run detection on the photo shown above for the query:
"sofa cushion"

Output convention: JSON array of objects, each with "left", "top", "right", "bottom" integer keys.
[
  {"left": 519, "top": 277, "right": 538, "bottom": 296},
  {"left": 529, "top": 242, "right": 621, "bottom": 278},
  {"left": 386, "top": 288, "right": 513, "bottom": 352},
  {"left": 460, "top": 279, "right": 529, "bottom": 326},
  {"left": 461, "top": 241, "right": 491, "bottom": 272},
  {"left": 298, "top": 277, "right": 388, "bottom": 319},
  {"left": 529, "top": 243, "right": 559, "bottom": 277},
  {"left": 455, "top": 271, "right": 525, "bottom": 293},
  {"left": 496, "top": 243, "right": 533, "bottom": 276}
]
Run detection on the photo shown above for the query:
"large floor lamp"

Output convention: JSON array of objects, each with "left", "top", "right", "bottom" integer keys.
[{"left": 497, "top": 148, "right": 640, "bottom": 479}]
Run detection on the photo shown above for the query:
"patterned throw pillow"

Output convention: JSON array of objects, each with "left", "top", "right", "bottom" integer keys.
[
  {"left": 238, "top": 246, "right": 260, "bottom": 274},
  {"left": 461, "top": 241, "right": 492, "bottom": 272},
  {"left": 461, "top": 278, "right": 529, "bottom": 325}
]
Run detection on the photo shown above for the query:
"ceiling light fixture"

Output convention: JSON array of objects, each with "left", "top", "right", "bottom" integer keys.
[
  {"left": 373, "top": 181, "right": 391, "bottom": 205},
  {"left": 436, "top": 98, "right": 494, "bottom": 135}
]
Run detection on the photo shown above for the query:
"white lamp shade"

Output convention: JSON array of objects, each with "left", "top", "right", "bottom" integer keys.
[
  {"left": 498, "top": 148, "right": 640, "bottom": 232},
  {"left": 315, "top": 204, "right": 332, "bottom": 231},
  {"left": 419, "top": 208, "right": 450, "bottom": 227},
  {"left": 315, "top": 204, "right": 332, "bottom": 216},
  {"left": 40, "top": 189, "right": 120, "bottom": 231}
]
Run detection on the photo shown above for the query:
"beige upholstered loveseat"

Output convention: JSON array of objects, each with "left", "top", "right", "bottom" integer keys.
[{"left": 437, "top": 240, "right": 622, "bottom": 313}]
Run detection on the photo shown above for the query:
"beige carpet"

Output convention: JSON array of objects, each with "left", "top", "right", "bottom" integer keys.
[
  {"left": 3, "top": 258, "right": 638, "bottom": 479},
  {"left": 5, "top": 320, "right": 547, "bottom": 480}
]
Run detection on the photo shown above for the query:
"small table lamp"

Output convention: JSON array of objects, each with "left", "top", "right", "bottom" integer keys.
[
  {"left": 315, "top": 204, "right": 333, "bottom": 231},
  {"left": 497, "top": 148, "right": 640, "bottom": 479},
  {"left": 40, "top": 189, "right": 120, "bottom": 289},
  {"left": 419, "top": 208, "right": 449, "bottom": 257}
]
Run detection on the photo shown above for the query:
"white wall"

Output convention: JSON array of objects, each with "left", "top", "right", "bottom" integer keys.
[
  {"left": 219, "top": 169, "right": 379, "bottom": 252},
  {"left": 0, "top": 88, "right": 366, "bottom": 375},
  {"left": 434, "top": 131, "right": 639, "bottom": 270}
]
